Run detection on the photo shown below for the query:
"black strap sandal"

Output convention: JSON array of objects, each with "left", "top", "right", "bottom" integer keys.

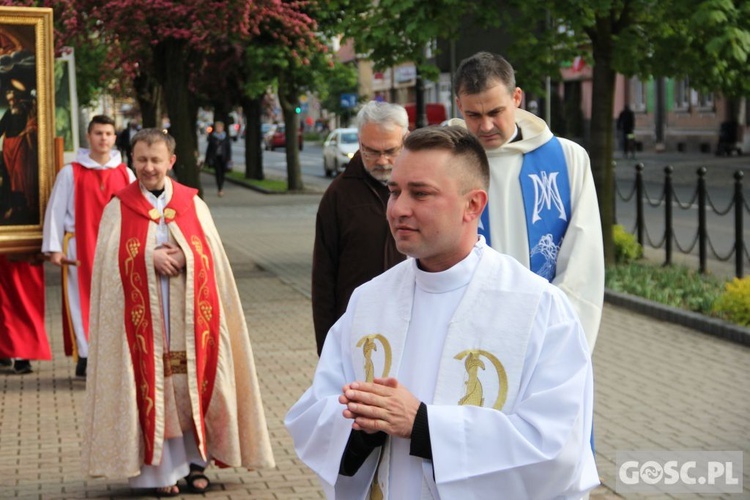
[{"left": 184, "top": 463, "right": 210, "bottom": 494}]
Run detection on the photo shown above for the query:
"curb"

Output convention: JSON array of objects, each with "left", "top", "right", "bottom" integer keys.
[
  {"left": 223, "top": 174, "right": 275, "bottom": 194},
  {"left": 204, "top": 168, "right": 326, "bottom": 195},
  {"left": 604, "top": 289, "right": 750, "bottom": 347}
]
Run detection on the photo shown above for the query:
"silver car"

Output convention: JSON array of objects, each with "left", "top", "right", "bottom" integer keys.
[{"left": 322, "top": 128, "right": 359, "bottom": 177}]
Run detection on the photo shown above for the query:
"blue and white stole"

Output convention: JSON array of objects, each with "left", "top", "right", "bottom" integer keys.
[{"left": 479, "top": 136, "right": 571, "bottom": 282}]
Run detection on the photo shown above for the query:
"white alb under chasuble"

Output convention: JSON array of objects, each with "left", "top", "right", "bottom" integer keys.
[{"left": 286, "top": 240, "right": 598, "bottom": 499}]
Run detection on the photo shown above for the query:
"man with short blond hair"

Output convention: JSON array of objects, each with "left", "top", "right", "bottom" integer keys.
[{"left": 287, "top": 126, "right": 598, "bottom": 498}]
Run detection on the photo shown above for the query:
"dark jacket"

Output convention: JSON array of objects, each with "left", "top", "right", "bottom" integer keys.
[
  {"left": 205, "top": 132, "right": 232, "bottom": 168},
  {"left": 312, "top": 152, "right": 405, "bottom": 355},
  {"left": 617, "top": 107, "right": 635, "bottom": 134}
]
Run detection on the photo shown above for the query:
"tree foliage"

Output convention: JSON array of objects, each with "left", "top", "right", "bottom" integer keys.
[
  {"left": 240, "top": 0, "right": 332, "bottom": 191},
  {"left": 497, "top": 0, "right": 750, "bottom": 264}
]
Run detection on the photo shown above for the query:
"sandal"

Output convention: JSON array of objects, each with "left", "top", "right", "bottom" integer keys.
[{"left": 184, "top": 463, "right": 210, "bottom": 494}]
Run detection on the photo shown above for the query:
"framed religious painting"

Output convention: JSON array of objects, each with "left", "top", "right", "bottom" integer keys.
[{"left": 0, "top": 6, "right": 55, "bottom": 254}]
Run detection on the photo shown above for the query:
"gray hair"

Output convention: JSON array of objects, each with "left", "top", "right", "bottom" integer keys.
[{"left": 356, "top": 101, "right": 408, "bottom": 133}]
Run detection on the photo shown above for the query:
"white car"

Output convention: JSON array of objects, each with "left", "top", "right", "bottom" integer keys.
[{"left": 322, "top": 128, "right": 359, "bottom": 177}]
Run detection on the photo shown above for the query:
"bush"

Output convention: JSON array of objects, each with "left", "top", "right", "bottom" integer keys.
[
  {"left": 606, "top": 262, "right": 725, "bottom": 315},
  {"left": 613, "top": 225, "right": 642, "bottom": 263},
  {"left": 712, "top": 277, "right": 750, "bottom": 326}
]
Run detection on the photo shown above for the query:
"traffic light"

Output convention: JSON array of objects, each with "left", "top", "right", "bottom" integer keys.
[{"left": 295, "top": 105, "right": 301, "bottom": 114}]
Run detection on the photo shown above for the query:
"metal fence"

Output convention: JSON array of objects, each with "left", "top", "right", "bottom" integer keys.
[{"left": 615, "top": 163, "right": 748, "bottom": 278}]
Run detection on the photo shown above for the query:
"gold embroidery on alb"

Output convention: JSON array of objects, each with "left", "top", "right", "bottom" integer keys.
[
  {"left": 355, "top": 334, "right": 392, "bottom": 383},
  {"left": 455, "top": 349, "right": 508, "bottom": 410}
]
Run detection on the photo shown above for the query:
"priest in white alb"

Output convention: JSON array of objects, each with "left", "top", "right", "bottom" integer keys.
[{"left": 285, "top": 126, "right": 598, "bottom": 499}]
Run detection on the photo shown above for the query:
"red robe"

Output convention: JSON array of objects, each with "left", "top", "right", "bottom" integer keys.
[
  {"left": 0, "top": 255, "right": 51, "bottom": 360},
  {"left": 61, "top": 162, "right": 130, "bottom": 356}
]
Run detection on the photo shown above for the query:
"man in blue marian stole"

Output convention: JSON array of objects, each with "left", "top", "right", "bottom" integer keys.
[{"left": 453, "top": 51, "right": 604, "bottom": 352}]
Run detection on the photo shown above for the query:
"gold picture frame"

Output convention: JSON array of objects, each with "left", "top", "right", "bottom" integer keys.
[{"left": 0, "top": 6, "right": 54, "bottom": 253}]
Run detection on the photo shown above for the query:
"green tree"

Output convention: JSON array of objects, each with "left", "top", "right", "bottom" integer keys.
[
  {"left": 331, "top": 0, "right": 497, "bottom": 127},
  {"left": 498, "top": 0, "right": 750, "bottom": 265},
  {"left": 241, "top": 1, "right": 333, "bottom": 191}
]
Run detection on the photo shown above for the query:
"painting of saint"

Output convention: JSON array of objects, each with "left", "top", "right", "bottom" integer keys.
[{"left": 0, "top": 25, "right": 38, "bottom": 227}]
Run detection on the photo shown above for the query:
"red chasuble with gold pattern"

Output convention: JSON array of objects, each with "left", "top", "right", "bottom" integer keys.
[
  {"left": 67, "top": 163, "right": 131, "bottom": 355},
  {"left": 116, "top": 181, "right": 220, "bottom": 464}
]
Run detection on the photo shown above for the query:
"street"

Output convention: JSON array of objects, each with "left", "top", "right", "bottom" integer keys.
[
  {"left": 199, "top": 135, "right": 334, "bottom": 191},
  {"left": 210, "top": 136, "right": 749, "bottom": 276}
]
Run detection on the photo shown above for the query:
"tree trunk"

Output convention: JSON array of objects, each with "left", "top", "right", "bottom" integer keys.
[
  {"left": 212, "top": 102, "right": 229, "bottom": 129},
  {"left": 589, "top": 20, "right": 617, "bottom": 266},
  {"left": 241, "top": 96, "right": 264, "bottom": 180},
  {"left": 415, "top": 67, "right": 427, "bottom": 129},
  {"left": 132, "top": 73, "right": 162, "bottom": 128},
  {"left": 153, "top": 39, "right": 201, "bottom": 193},
  {"left": 278, "top": 81, "right": 303, "bottom": 191}
]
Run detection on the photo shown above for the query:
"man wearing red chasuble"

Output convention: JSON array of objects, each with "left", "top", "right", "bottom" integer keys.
[
  {"left": 42, "top": 115, "right": 135, "bottom": 378},
  {"left": 82, "top": 129, "right": 274, "bottom": 496}
]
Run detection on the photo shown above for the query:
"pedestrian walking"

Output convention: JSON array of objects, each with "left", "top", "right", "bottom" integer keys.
[{"left": 205, "top": 121, "right": 232, "bottom": 197}]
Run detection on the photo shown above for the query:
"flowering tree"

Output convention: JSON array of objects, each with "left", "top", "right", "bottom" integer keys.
[
  {"left": 72, "top": 0, "right": 260, "bottom": 190},
  {"left": 239, "top": 0, "right": 333, "bottom": 190},
  {"left": 71, "top": 0, "right": 334, "bottom": 191},
  {"left": 0, "top": 0, "right": 116, "bottom": 107}
]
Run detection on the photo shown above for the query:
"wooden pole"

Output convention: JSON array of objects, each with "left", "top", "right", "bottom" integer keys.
[{"left": 54, "top": 136, "right": 64, "bottom": 173}]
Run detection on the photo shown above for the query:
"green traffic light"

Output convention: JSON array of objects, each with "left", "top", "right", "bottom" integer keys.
[{"left": 295, "top": 107, "right": 301, "bottom": 114}]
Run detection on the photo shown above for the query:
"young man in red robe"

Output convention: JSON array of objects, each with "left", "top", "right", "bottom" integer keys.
[{"left": 42, "top": 115, "right": 135, "bottom": 378}]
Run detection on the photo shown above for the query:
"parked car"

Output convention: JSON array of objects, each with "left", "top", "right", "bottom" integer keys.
[
  {"left": 322, "top": 128, "right": 359, "bottom": 177},
  {"left": 228, "top": 111, "right": 242, "bottom": 141},
  {"left": 264, "top": 124, "right": 304, "bottom": 151}
]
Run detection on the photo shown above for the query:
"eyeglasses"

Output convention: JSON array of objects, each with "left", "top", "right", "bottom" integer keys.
[{"left": 360, "top": 144, "right": 403, "bottom": 161}]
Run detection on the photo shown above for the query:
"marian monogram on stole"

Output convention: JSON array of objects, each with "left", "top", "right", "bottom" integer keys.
[
  {"left": 357, "top": 335, "right": 509, "bottom": 500},
  {"left": 356, "top": 335, "right": 509, "bottom": 410}
]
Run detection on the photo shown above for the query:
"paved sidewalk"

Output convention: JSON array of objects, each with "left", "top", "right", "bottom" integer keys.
[{"left": 1, "top": 177, "right": 748, "bottom": 499}]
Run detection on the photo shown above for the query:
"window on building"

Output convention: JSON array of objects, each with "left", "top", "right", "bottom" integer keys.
[
  {"left": 674, "top": 78, "right": 690, "bottom": 111},
  {"left": 630, "top": 78, "right": 647, "bottom": 112},
  {"left": 695, "top": 90, "right": 714, "bottom": 111}
]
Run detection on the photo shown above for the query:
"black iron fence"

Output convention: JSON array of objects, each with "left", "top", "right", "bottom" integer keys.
[{"left": 615, "top": 163, "right": 748, "bottom": 278}]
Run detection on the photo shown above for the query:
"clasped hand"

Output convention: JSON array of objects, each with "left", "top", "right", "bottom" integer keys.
[
  {"left": 339, "top": 377, "right": 420, "bottom": 438},
  {"left": 153, "top": 242, "right": 186, "bottom": 276}
]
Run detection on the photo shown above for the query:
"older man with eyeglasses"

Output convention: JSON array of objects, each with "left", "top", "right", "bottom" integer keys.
[{"left": 312, "top": 101, "right": 408, "bottom": 355}]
